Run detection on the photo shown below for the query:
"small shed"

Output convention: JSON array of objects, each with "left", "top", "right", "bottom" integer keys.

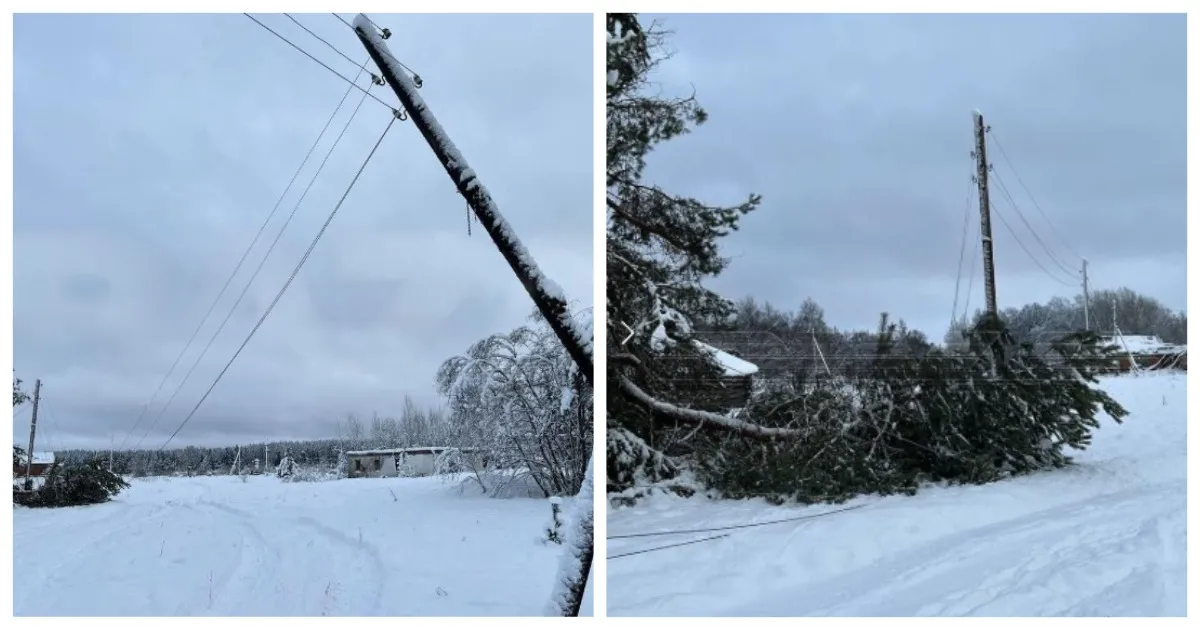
[
  {"left": 344, "top": 447, "right": 485, "bottom": 479},
  {"left": 13, "top": 451, "right": 55, "bottom": 477}
]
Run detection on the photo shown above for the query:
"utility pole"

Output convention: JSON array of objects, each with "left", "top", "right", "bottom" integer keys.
[
  {"left": 972, "top": 110, "right": 999, "bottom": 317},
  {"left": 1082, "top": 259, "right": 1091, "bottom": 331},
  {"left": 23, "top": 379, "right": 42, "bottom": 491},
  {"left": 109, "top": 433, "right": 115, "bottom": 473},
  {"left": 352, "top": 15, "right": 592, "bottom": 386},
  {"left": 352, "top": 15, "right": 592, "bottom": 616}
]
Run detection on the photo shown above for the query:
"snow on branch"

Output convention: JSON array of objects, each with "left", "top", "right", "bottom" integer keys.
[{"left": 618, "top": 376, "right": 802, "bottom": 439}]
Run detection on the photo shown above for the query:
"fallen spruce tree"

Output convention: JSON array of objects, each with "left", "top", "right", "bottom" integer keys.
[
  {"left": 613, "top": 313, "right": 1129, "bottom": 506},
  {"left": 14, "top": 459, "right": 130, "bottom": 508}
]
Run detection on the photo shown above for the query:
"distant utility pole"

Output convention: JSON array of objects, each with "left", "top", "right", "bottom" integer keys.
[
  {"left": 1082, "top": 259, "right": 1091, "bottom": 331},
  {"left": 23, "top": 379, "right": 42, "bottom": 491},
  {"left": 972, "top": 110, "right": 999, "bottom": 317}
]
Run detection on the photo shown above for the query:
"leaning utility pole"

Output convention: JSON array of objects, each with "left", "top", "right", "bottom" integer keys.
[
  {"left": 1082, "top": 258, "right": 1091, "bottom": 331},
  {"left": 351, "top": 15, "right": 593, "bottom": 386},
  {"left": 23, "top": 379, "right": 42, "bottom": 491},
  {"left": 972, "top": 110, "right": 999, "bottom": 317},
  {"left": 352, "top": 15, "right": 592, "bottom": 617}
]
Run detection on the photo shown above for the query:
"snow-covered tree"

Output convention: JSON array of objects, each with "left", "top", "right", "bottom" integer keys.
[
  {"left": 437, "top": 310, "right": 593, "bottom": 498},
  {"left": 276, "top": 453, "right": 296, "bottom": 479},
  {"left": 608, "top": 13, "right": 788, "bottom": 494}
]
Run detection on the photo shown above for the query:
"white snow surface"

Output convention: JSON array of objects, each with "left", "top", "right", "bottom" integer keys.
[
  {"left": 608, "top": 373, "right": 1186, "bottom": 616},
  {"left": 14, "top": 474, "right": 587, "bottom": 616}
]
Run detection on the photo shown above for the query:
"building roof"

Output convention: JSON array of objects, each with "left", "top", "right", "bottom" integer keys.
[
  {"left": 1100, "top": 334, "right": 1186, "bottom": 356},
  {"left": 694, "top": 340, "right": 760, "bottom": 376},
  {"left": 16, "top": 451, "right": 55, "bottom": 465},
  {"left": 345, "top": 447, "right": 478, "bottom": 457}
]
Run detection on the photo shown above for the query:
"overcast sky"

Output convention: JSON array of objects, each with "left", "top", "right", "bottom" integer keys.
[
  {"left": 13, "top": 13, "right": 592, "bottom": 450},
  {"left": 639, "top": 13, "right": 1186, "bottom": 339}
]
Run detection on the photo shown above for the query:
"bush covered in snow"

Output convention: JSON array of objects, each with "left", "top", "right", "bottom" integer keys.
[
  {"left": 15, "top": 459, "right": 130, "bottom": 508},
  {"left": 281, "top": 466, "right": 339, "bottom": 483},
  {"left": 276, "top": 455, "right": 297, "bottom": 479}
]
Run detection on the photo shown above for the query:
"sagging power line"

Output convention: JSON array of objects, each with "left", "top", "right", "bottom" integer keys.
[
  {"left": 987, "top": 128, "right": 1084, "bottom": 260},
  {"left": 158, "top": 111, "right": 401, "bottom": 451},
  {"left": 121, "top": 62, "right": 377, "bottom": 452},
  {"left": 135, "top": 82, "right": 379, "bottom": 451}
]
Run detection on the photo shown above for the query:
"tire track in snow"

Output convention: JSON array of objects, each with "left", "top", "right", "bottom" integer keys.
[
  {"left": 739, "top": 481, "right": 1184, "bottom": 616},
  {"left": 14, "top": 502, "right": 177, "bottom": 615},
  {"left": 195, "top": 499, "right": 385, "bottom": 615}
]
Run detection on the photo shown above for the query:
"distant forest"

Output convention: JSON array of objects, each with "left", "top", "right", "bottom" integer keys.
[{"left": 54, "top": 403, "right": 455, "bottom": 477}]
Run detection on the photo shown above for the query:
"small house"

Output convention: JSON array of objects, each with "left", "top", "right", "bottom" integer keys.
[
  {"left": 13, "top": 451, "right": 55, "bottom": 477},
  {"left": 344, "top": 447, "right": 485, "bottom": 479}
]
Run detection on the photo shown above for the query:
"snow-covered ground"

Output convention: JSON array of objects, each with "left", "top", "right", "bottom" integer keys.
[
  {"left": 14, "top": 473, "right": 592, "bottom": 616},
  {"left": 608, "top": 372, "right": 1187, "bottom": 616}
]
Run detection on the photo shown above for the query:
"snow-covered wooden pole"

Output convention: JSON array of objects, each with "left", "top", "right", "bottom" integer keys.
[
  {"left": 353, "top": 16, "right": 593, "bottom": 615},
  {"left": 352, "top": 14, "right": 593, "bottom": 387},
  {"left": 544, "top": 455, "right": 594, "bottom": 616}
]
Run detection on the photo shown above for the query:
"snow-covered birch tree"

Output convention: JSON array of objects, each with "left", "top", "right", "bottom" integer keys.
[{"left": 437, "top": 310, "right": 593, "bottom": 498}]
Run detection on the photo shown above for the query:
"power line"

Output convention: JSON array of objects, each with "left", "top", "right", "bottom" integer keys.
[
  {"left": 986, "top": 129, "right": 1084, "bottom": 260},
  {"left": 990, "top": 199, "right": 1077, "bottom": 287},
  {"left": 609, "top": 503, "right": 866, "bottom": 540},
  {"left": 121, "top": 65, "right": 372, "bottom": 453},
  {"left": 963, "top": 205, "right": 981, "bottom": 321},
  {"left": 284, "top": 13, "right": 381, "bottom": 84},
  {"left": 243, "top": 13, "right": 399, "bottom": 115},
  {"left": 991, "top": 169, "right": 1079, "bottom": 279},
  {"left": 607, "top": 534, "right": 730, "bottom": 561},
  {"left": 42, "top": 397, "right": 65, "bottom": 453},
  {"left": 135, "top": 79, "right": 377, "bottom": 450},
  {"left": 159, "top": 113, "right": 399, "bottom": 451},
  {"left": 950, "top": 175, "right": 975, "bottom": 328}
]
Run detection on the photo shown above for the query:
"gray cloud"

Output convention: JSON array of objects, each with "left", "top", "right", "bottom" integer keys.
[
  {"left": 13, "top": 13, "right": 592, "bottom": 450},
  {"left": 639, "top": 13, "right": 1185, "bottom": 336}
]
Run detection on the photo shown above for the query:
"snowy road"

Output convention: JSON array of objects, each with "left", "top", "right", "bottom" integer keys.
[
  {"left": 608, "top": 373, "right": 1187, "bottom": 616},
  {"left": 15, "top": 474, "right": 572, "bottom": 616}
]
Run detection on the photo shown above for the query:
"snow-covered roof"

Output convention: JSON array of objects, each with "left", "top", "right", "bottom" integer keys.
[
  {"left": 345, "top": 447, "right": 478, "bottom": 457},
  {"left": 16, "top": 451, "right": 55, "bottom": 465},
  {"left": 694, "top": 341, "right": 759, "bottom": 377},
  {"left": 1100, "top": 334, "right": 1185, "bottom": 356}
]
